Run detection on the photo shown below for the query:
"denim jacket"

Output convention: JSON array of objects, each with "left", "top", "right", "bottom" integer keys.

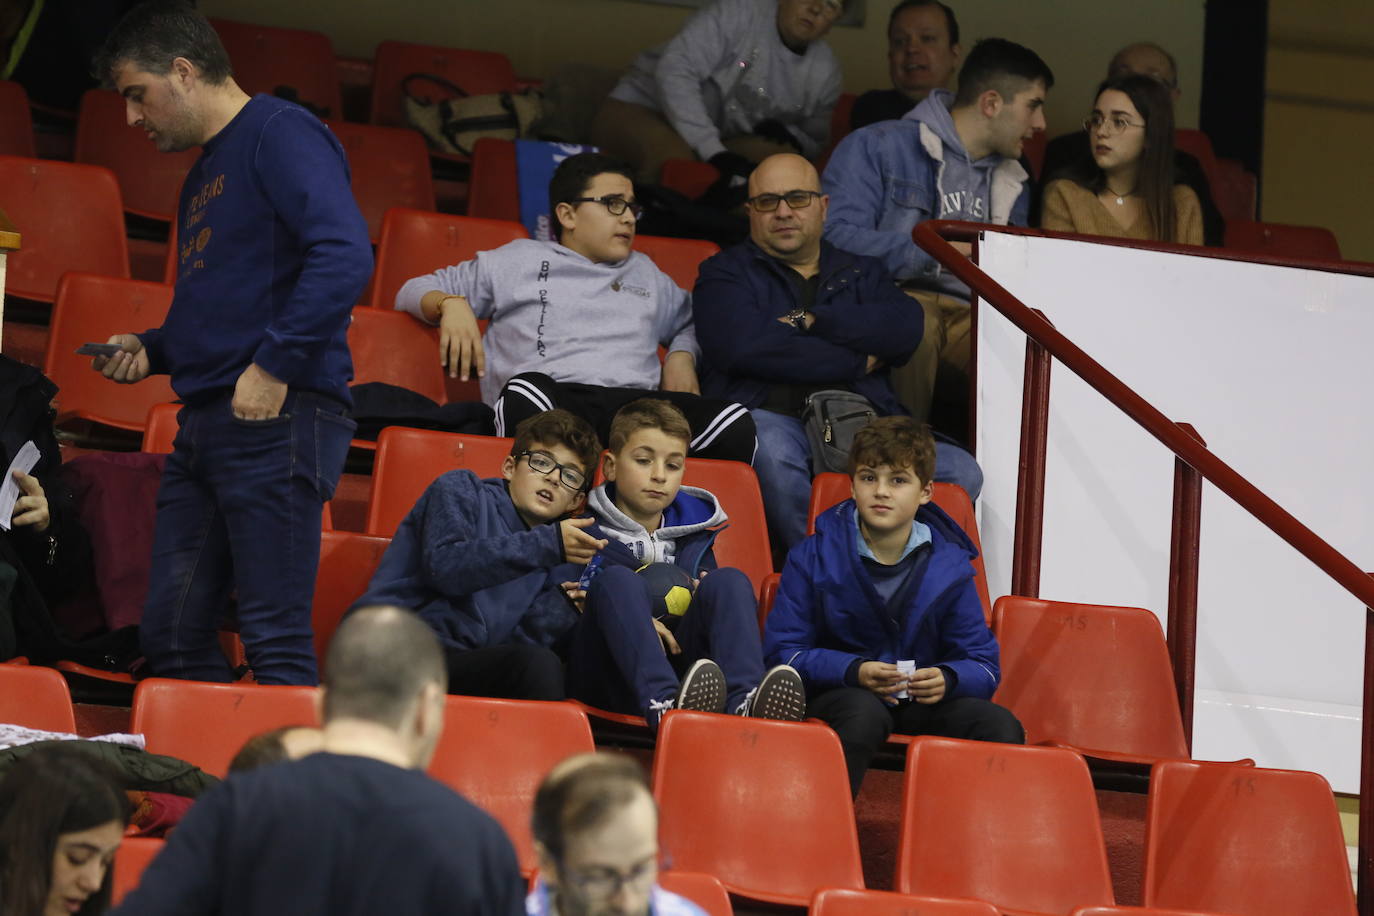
[{"left": 821, "top": 90, "right": 1030, "bottom": 297}]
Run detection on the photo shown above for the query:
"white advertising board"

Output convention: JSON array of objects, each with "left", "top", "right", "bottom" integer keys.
[{"left": 975, "top": 231, "right": 1373, "bottom": 791}]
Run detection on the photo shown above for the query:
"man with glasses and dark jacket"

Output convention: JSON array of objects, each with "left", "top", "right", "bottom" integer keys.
[
  {"left": 395, "top": 152, "right": 755, "bottom": 464},
  {"left": 693, "top": 153, "right": 982, "bottom": 554}
]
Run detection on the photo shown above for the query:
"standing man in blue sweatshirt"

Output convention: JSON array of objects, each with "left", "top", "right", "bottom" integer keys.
[
  {"left": 395, "top": 152, "right": 756, "bottom": 465},
  {"left": 764, "top": 417, "right": 1023, "bottom": 795},
  {"left": 89, "top": 1, "right": 372, "bottom": 685},
  {"left": 111, "top": 606, "right": 525, "bottom": 916},
  {"left": 822, "top": 38, "right": 1052, "bottom": 427},
  {"left": 569, "top": 399, "right": 806, "bottom": 727},
  {"left": 693, "top": 152, "right": 981, "bottom": 554}
]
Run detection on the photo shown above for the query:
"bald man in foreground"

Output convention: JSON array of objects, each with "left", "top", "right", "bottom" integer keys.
[
  {"left": 690, "top": 154, "right": 980, "bottom": 554},
  {"left": 113, "top": 606, "right": 524, "bottom": 916}
]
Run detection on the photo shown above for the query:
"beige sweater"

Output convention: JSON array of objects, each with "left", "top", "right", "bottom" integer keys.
[{"left": 1041, "top": 179, "right": 1204, "bottom": 245}]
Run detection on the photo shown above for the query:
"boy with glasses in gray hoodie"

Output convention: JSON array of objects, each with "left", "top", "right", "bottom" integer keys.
[{"left": 395, "top": 153, "right": 756, "bottom": 465}]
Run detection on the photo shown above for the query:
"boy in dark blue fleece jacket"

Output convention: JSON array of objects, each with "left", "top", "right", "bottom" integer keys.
[
  {"left": 764, "top": 417, "right": 1023, "bottom": 794},
  {"left": 356, "top": 410, "right": 607, "bottom": 701},
  {"left": 570, "top": 399, "right": 806, "bottom": 728}
]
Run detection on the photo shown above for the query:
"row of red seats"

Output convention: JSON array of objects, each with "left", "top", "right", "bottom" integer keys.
[
  {"left": 34, "top": 211, "right": 715, "bottom": 437},
  {"left": 2, "top": 662, "right": 1351, "bottom": 915},
  {"left": 13, "top": 420, "right": 1222, "bottom": 773}
]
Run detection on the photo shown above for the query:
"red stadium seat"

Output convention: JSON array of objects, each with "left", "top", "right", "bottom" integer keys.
[
  {"left": 326, "top": 120, "right": 435, "bottom": 242},
  {"left": 369, "top": 41, "right": 516, "bottom": 131},
  {"left": 112, "top": 837, "right": 164, "bottom": 905},
  {"left": 1072, "top": 908, "right": 1233, "bottom": 916},
  {"left": 74, "top": 89, "right": 197, "bottom": 222},
  {"left": 1143, "top": 760, "right": 1356, "bottom": 915},
  {"left": 658, "top": 872, "right": 733, "bottom": 916},
  {"left": 0, "top": 156, "right": 129, "bottom": 302},
  {"left": 312, "top": 531, "right": 391, "bottom": 667},
  {"left": 896, "top": 737, "right": 1115, "bottom": 913},
  {"left": 468, "top": 137, "right": 521, "bottom": 222},
  {"left": 812, "top": 888, "right": 1000, "bottom": 916},
  {"left": 654, "top": 711, "right": 864, "bottom": 906},
  {"left": 140, "top": 403, "right": 181, "bottom": 454},
  {"left": 659, "top": 159, "right": 719, "bottom": 200},
  {"left": 829, "top": 92, "right": 857, "bottom": 149},
  {"left": 429, "top": 696, "right": 595, "bottom": 875},
  {"left": 0, "top": 80, "right": 36, "bottom": 158},
  {"left": 808, "top": 474, "right": 991, "bottom": 620},
  {"left": 0, "top": 664, "right": 77, "bottom": 732},
  {"left": 365, "top": 428, "right": 514, "bottom": 536},
  {"left": 992, "top": 597, "right": 1196, "bottom": 766},
  {"left": 44, "top": 273, "right": 177, "bottom": 432},
  {"left": 1224, "top": 220, "right": 1342, "bottom": 261},
  {"left": 1173, "top": 129, "right": 1219, "bottom": 183},
  {"left": 367, "top": 208, "right": 528, "bottom": 310},
  {"left": 211, "top": 18, "right": 342, "bottom": 117},
  {"left": 1210, "top": 158, "right": 1256, "bottom": 223},
  {"left": 130, "top": 678, "right": 319, "bottom": 778},
  {"left": 347, "top": 307, "right": 448, "bottom": 404},
  {"left": 680, "top": 458, "right": 772, "bottom": 594},
  {"left": 757, "top": 571, "right": 781, "bottom": 631},
  {"left": 633, "top": 235, "right": 719, "bottom": 291}
]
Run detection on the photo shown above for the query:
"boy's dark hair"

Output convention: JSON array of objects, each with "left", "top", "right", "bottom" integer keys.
[
  {"left": 548, "top": 153, "right": 636, "bottom": 241},
  {"left": 229, "top": 726, "right": 305, "bottom": 773},
  {"left": 322, "top": 606, "right": 446, "bottom": 730},
  {"left": 93, "top": 0, "right": 233, "bottom": 86},
  {"left": 952, "top": 38, "right": 1054, "bottom": 108},
  {"left": 511, "top": 409, "right": 603, "bottom": 486},
  {"left": 847, "top": 416, "right": 937, "bottom": 483},
  {"left": 531, "top": 753, "right": 651, "bottom": 863},
  {"left": 888, "top": 0, "right": 959, "bottom": 47},
  {"left": 607, "top": 398, "right": 692, "bottom": 454}
]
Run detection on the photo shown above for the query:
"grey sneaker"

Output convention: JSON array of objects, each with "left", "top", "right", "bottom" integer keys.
[
  {"left": 744, "top": 664, "right": 806, "bottom": 721},
  {"left": 675, "top": 658, "right": 727, "bottom": 715}
]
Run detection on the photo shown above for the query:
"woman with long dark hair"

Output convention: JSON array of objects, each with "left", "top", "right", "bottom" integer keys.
[
  {"left": 0, "top": 745, "right": 130, "bottom": 916},
  {"left": 1040, "top": 74, "right": 1203, "bottom": 244}
]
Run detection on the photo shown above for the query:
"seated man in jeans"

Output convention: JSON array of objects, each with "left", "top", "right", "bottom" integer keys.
[{"left": 692, "top": 153, "right": 981, "bottom": 554}]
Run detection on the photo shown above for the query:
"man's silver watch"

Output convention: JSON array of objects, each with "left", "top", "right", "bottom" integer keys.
[{"left": 786, "top": 309, "right": 808, "bottom": 331}]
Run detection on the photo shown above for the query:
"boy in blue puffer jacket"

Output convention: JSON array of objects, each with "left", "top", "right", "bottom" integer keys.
[
  {"left": 764, "top": 416, "right": 1023, "bottom": 794},
  {"left": 570, "top": 398, "right": 805, "bottom": 728}
]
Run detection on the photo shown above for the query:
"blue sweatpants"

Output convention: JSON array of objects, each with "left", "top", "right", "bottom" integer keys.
[{"left": 565, "top": 565, "right": 764, "bottom": 718}]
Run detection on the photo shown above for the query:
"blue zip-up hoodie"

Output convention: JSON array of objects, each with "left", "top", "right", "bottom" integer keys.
[
  {"left": 821, "top": 89, "right": 1030, "bottom": 295},
  {"left": 139, "top": 95, "right": 372, "bottom": 406},
  {"left": 692, "top": 240, "right": 921, "bottom": 416},
  {"left": 764, "top": 498, "right": 1000, "bottom": 698},
  {"left": 587, "top": 482, "right": 724, "bottom": 576},
  {"left": 356, "top": 471, "right": 585, "bottom": 651}
]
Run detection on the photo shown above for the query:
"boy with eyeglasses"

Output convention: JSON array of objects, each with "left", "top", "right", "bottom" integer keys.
[
  {"left": 565, "top": 398, "right": 806, "bottom": 728},
  {"left": 692, "top": 153, "right": 981, "bottom": 555},
  {"left": 355, "top": 409, "right": 607, "bottom": 701},
  {"left": 395, "top": 152, "right": 756, "bottom": 465}
]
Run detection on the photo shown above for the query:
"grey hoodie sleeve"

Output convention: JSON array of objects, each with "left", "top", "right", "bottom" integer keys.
[
  {"left": 656, "top": 270, "right": 700, "bottom": 361},
  {"left": 394, "top": 255, "right": 497, "bottom": 325},
  {"left": 652, "top": 0, "right": 742, "bottom": 161}
]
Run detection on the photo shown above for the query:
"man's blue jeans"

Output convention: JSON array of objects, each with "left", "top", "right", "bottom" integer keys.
[
  {"left": 750, "top": 408, "right": 985, "bottom": 554},
  {"left": 140, "top": 391, "right": 355, "bottom": 685}
]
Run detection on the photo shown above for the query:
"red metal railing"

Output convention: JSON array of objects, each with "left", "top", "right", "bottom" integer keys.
[{"left": 916, "top": 219, "right": 1374, "bottom": 912}]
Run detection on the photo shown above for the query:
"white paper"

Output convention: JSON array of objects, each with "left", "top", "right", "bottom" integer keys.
[
  {"left": 0, "top": 441, "right": 40, "bottom": 532},
  {"left": 895, "top": 659, "right": 916, "bottom": 699}
]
